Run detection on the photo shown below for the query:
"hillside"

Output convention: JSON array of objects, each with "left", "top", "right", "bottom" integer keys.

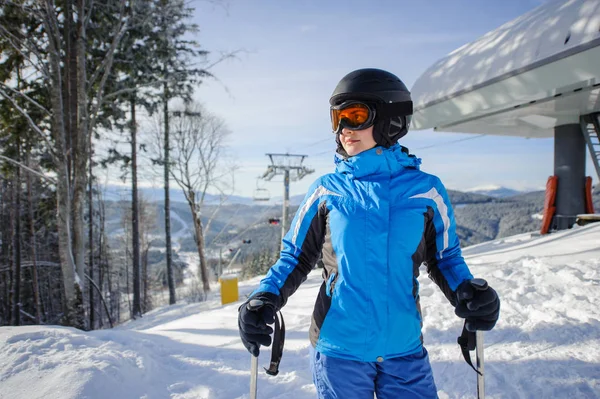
[{"left": 452, "top": 185, "right": 600, "bottom": 246}]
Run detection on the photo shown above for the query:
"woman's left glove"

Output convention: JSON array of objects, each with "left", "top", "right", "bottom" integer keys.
[{"left": 455, "top": 278, "right": 500, "bottom": 331}]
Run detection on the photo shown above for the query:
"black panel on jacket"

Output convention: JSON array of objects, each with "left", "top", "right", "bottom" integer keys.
[
  {"left": 422, "top": 206, "right": 457, "bottom": 305},
  {"left": 278, "top": 201, "right": 328, "bottom": 307}
]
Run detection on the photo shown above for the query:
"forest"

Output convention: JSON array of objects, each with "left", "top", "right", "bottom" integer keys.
[{"left": 0, "top": 0, "right": 236, "bottom": 329}]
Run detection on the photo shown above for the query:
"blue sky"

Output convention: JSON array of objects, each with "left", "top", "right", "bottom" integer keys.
[{"left": 167, "top": 0, "right": 597, "bottom": 198}]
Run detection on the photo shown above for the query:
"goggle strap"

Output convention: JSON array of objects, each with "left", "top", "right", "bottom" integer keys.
[{"left": 376, "top": 101, "right": 413, "bottom": 119}]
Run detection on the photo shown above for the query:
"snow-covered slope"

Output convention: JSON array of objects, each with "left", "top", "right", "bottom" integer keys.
[{"left": 1, "top": 224, "right": 599, "bottom": 399}]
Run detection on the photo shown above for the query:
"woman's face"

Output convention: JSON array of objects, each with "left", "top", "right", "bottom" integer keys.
[{"left": 339, "top": 126, "right": 377, "bottom": 156}]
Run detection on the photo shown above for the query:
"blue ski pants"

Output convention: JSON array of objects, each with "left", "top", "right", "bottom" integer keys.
[{"left": 309, "top": 346, "right": 438, "bottom": 399}]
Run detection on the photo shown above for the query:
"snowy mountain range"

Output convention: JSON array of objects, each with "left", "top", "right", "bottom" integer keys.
[
  {"left": 100, "top": 185, "right": 259, "bottom": 205},
  {"left": 464, "top": 184, "right": 532, "bottom": 198},
  {"left": 102, "top": 184, "right": 534, "bottom": 206}
]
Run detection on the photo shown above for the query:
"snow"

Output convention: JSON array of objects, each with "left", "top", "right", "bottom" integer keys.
[
  {"left": 411, "top": 0, "right": 600, "bottom": 108},
  {"left": 465, "top": 184, "right": 504, "bottom": 192},
  {"left": 170, "top": 209, "right": 192, "bottom": 242},
  {"left": 1, "top": 224, "right": 600, "bottom": 398}
]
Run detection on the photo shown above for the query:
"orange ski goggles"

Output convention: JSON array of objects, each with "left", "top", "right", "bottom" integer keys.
[{"left": 330, "top": 101, "right": 376, "bottom": 134}]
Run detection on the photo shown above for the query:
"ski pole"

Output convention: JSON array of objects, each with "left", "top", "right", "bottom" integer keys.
[
  {"left": 250, "top": 354, "right": 259, "bottom": 399},
  {"left": 471, "top": 278, "right": 488, "bottom": 399},
  {"left": 476, "top": 330, "right": 484, "bottom": 399},
  {"left": 456, "top": 279, "right": 487, "bottom": 399},
  {"left": 247, "top": 299, "right": 264, "bottom": 399}
]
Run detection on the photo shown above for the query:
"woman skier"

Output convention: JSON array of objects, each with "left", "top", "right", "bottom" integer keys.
[{"left": 238, "top": 68, "right": 500, "bottom": 398}]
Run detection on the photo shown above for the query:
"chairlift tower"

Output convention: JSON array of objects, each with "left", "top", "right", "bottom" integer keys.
[
  {"left": 261, "top": 153, "right": 314, "bottom": 250},
  {"left": 411, "top": 0, "right": 600, "bottom": 231}
]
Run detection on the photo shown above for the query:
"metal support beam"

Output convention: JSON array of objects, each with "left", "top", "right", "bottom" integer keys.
[
  {"left": 282, "top": 169, "right": 290, "bottom": 251},
  {"left": 581, "top": 114, "right": 600, "bottom": 181},
  {"left": 553, "top": 124, "right": 586, "bottom": 230},
  {"left": 260, "top": 153, "right": 314, "bottom": 249}
]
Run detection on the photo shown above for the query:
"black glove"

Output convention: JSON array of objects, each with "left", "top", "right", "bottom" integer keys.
[
  {"left": 238, "top": 292, "right": 279, "bottom": 357},
  {"left": 455, "top": 278, "right": 500, "bottom": 332}
]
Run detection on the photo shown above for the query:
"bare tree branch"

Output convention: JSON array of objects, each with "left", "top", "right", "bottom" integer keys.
[
  {"left": 0, "top": 87, "right": 57, "bottom": 160},
  {"left": 203, "top": 49, "right": 243, "bottom": 71},
  {"left": 0, "top": 154, "right": 56, "bottom": 183},
  {"left": 102, "top": 71, "right": 217, "bottom": 103},
  {"left": 0, "top": 82, "right": 51, "bottom": 116},
  {"left": 87, "top": 0, "right": 129, "bottom": 134},
  {"left": 43, "top": 0, "right": 64, "bottom": 72},
  {"left": 0, "top": 22, "right": 51, "bottom": 80},
  {"left": 161, "top": 103, "right": 234, "bottom": 292},
  {"left": 87, "top": 0, "right": 128, "bottom": 90},
  {"left": 84, "top": 0, "right": 95, "bottom": 29}
]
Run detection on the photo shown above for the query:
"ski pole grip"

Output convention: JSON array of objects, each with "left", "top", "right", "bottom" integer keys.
[
  {"left": 247, "top": 299, "right": 264, "bottom": 311},
  {"left": 470, "top": 278, "right": 488, "bottom": 291}
]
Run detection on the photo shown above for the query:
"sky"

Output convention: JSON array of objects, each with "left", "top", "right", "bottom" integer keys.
[
  {"left": 1, "top": 222, "right": 599, "bottom": 398},
  {"left": 122, "top": 0, "right": 598, "bottom": 199}
]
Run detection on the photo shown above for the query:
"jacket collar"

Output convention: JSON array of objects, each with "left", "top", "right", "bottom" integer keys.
[{"left": 334, "top": 143, "right": 421, "bottom": 179}]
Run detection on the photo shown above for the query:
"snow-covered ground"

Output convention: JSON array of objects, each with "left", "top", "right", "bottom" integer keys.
[{"left": 1, "top": 224, "right": 599, "bottom": 399}]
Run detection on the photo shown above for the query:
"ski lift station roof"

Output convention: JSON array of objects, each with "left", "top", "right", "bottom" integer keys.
[{"left": 410, "top": 0, "right": 600, "bottom": 138}]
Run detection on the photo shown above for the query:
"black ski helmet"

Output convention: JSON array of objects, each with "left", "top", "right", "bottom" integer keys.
[{"left": 330, "top": 68, "right": 413, "bottom": 151}]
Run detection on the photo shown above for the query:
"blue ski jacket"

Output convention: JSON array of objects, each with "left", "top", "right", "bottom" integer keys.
[{"left": 254, "top": 143, "right": 473, "bottom": 362}]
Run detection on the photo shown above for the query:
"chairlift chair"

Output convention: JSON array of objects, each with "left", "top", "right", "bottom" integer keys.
[
  {"left": 253, "top": 178, "right": 271, "bottom": 202},
  {"left": 253, "top": 188, "right": 270, "bottom": 202}
]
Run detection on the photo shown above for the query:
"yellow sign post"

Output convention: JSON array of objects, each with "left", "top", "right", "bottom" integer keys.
[{"left": 219, "top": 275, "right": 239, "bottom": 305}]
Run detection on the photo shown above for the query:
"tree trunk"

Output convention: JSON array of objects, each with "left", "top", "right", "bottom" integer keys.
[
  {"left": 27, "top": 150, "right": 42, "bottom": 324},
  {"left": 43, "top": 0, "right": 82, "bottom": 328},
  {"left": 64, "top": 0, "right": 75, "bottom": 186},
  {"left": 142, "top": 245, "right": 149, "bottom": 313},
  {"left": 1, "top": 180, "right": 9, "bottom": 322},
  {"left": 125, "top": 246, "right": 131, "bottom": 318},
  {"left": 56, "top": 120, "right": 81, "bottom": 326},
  {"left": 131, "top": 97, "right": 141, "bottom": 318},
  {"left": 2, "top": 271, "right": 9, "bottom": 324},
  {"left": 8, "top": 232, "right": 13, "bottom": 321},
  {"left": 88, "top": 143, "right": 94, "bottom": 329},
  {"left": 44, "top": 272, "right": 53, "bottom": 319},
  {"left": 85, "top": 274, "right": 113, "bottom": 328},
  {"left": 105, "top": 251, "right": 114, "bottom": 327},
  {"left": 163, "top": 83, "right": 175, "bottom": 305},
  {"left": 56, "top": 96, "right": 81, "bottom": 327},
  {"left": 72, "top": 0, "right": 89, "bottom": 329},
  {"left": 189, "top": 200, "right": 210, "bottom": 294},
  {"left": 141, "top": 198, "right": 149, "bottom": 313},
  {"left": 12, "top": 161, "right": 21, "bottom": 326},
  {"left": 97, "top": 190, "right": 105, "bottom": 328},
  {"left": 0, "top": 182, "right": 7, "bottom": 322}
]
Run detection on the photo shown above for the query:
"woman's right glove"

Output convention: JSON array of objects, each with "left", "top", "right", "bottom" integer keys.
[
  {"left": 454, "top": 278, "right": 500, "bottom": 331},
  {"left": 238, "top": 292, "right": 279, "bottom": 357}
]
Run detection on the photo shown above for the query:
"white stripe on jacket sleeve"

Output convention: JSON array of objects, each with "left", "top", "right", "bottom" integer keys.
[
  {"left": 292, "top": 186, "right": 341, "bottom": 246},
  {"left": 410, "top": 187, "right": 450, "bottom": 258}
]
